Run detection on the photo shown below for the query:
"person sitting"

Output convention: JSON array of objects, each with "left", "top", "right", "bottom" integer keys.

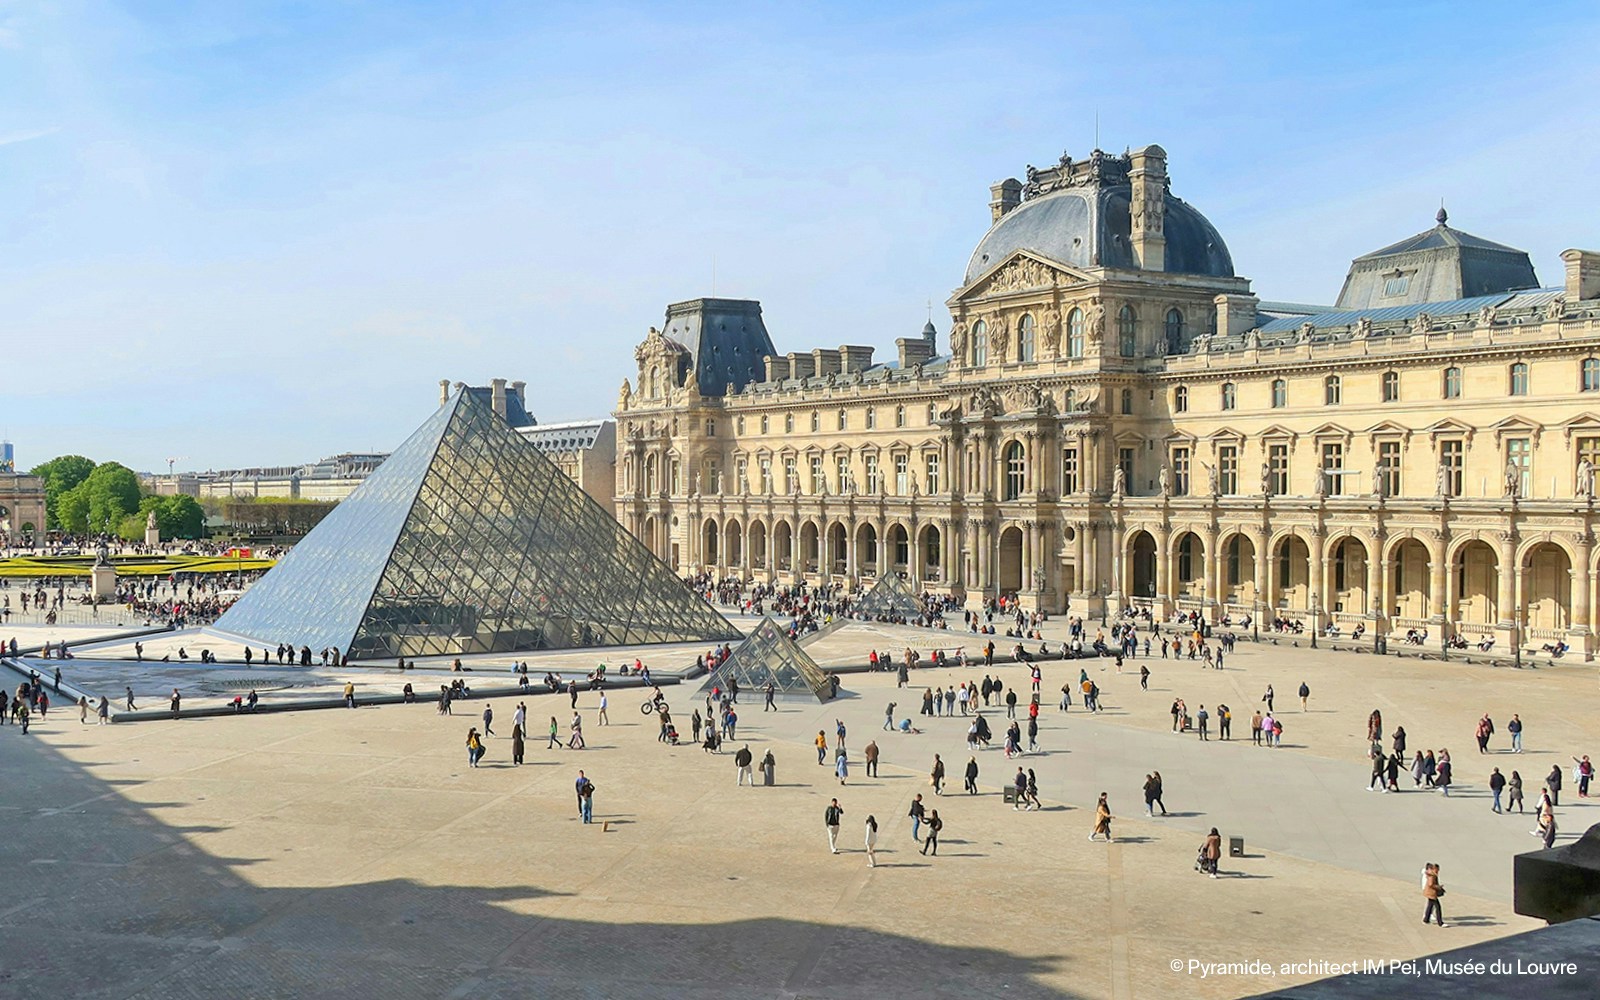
[
  {"left": 1351, "top": 623, "right": 1366, "bottom": 640},
  {"left": 1542, "top": 640, "right": 1569, "bottom": 657},
  {"left": 1477, "top": 635, "right": 1495, "bottom": 652},
  {"left": 702, "top": 728, "right": 721, "bottom": 753}
]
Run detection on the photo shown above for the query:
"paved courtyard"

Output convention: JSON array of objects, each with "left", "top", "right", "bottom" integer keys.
[{"left": 2, "top": 615, "right": 1595, "bottom": 998}]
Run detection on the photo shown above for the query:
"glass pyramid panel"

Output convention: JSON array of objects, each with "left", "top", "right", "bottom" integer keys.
[
  {"left": 701, "top": 617, "right": 834, "bottom": 703},
  {"left": 218, "top": 390, "right": 739, "bottom": 658},
  {"left": 852, "top": 571, "right": 923, "bottom": 619}
]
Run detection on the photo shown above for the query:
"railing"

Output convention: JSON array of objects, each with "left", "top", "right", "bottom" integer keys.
[{"left": 1526, "top": 626, "right": 1568, "bottom": 641}]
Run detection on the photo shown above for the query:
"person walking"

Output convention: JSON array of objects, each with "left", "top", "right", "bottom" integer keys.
[
  {"left": 1436, "top": 754, "right": 1453, "bottom": 797},
  {"left": 1542, "top": 811, "right": 1558, "bottom": 850},
  {"left": 1508, "top": 714, "right": 1523, "bottom": 753},
  {"left": 884, "top": 702, "right": 897, "bottom": 731},
  {"left": 1026, "top": 715, "right": 1040, "bottom": 753},
  {"left": 1509, "top": 770, "right": 1525, "bottom": 813},
  {"left": 735, "top": 744, "right": 754, "bottom": 786},
  {"left": 1489, "top": 767, "right": 1506, "bottom": 813},
  {"left": 865, "top": 815, "right": 879, "bottom": 867},
  {"left": 578, "top": 773, "right": 595, "bottom": 824},
  {"left": 125, "top": 686, "right": 136, "bottom": 712},
  {"left": 764, "top": 682, "right": 776, "bottom": 712},
  {"left": 931, "top": 754, "right": 946, "bottom": 795},
  {"left": 1024, "top": 768, "right": 1042, "bottom": 810},
  {"left": 1005, "top": 688, "right": 1018, "bottom": 719},
  {"left": 864, "top": 739, "right": 879, "bottom": 778},
  {"left": 835, "top": 746, "right": 849, "bottom": 785},
  {"left": 1298, "top": 681, "right": 1310, "bottom": 711},
  {"left": 761, "top": 749, "right": 776, "bottom": 786},
  {"left": 482, "top": 705, "right": 495, "bottom": 737},
  {"left": 1143, "top": 774, "right": 1159, "bottom": 816},
  {"left": 511, "top": 721, "right": 525, "bottom": 765},
  {"left": 597, "top": 691, "right": 609, "bottom": 725},
  {"left": 567, "top": 712, "right": 585, "bottom": 750},
  {"left": 1140, "top": 664, "right": 1150, "bottom": 691},
  {"left": 547, "top": 716, "right": 560, "bottom": 749},
  {"left": 1368, "top": 749, "right": 1388, "bottom": 792},
  {"left": 908, "top": 793, "right": 926, "bottom": 841},
  {"left": 1393, "top": 726, "right": 1408, "bottom": 759},
  {"left": 825, "top": 798, "right": 844, "bottom": 854},
  {"left": 815, "top": 730, "right": 828, "bottom": 765},
  {"left": 1089, "top": 792, "right": 1114, "bottom": 842},
  {"left": 921, "top": 809, "right": 942, "bottom": 856},
  {"left": 96, "top": 696, "right": 109, "bottom": 725},
  {"left": 1202, "top": 828, "right": 1223, "bottom": 878},
  {"left": 964, "top": 756, "right": 979, "bottom": 795},
  {"left": 1422, "top": 863, "right": 1446, "bottom": 927},
  {"left": 1151, "top": 771, "right": 1168, "bottom": 815},
  {"left": 1475, "top": 714, "right": 1494, "bottom": 754},
  {"left": 466, "top": 727, "right": 484, "bottom": 768},
  {"left": 1546, "top": 764, "right": 1563, "bottom": 806},
  {"left": 1251, "top": 710, "right": 1264, "bottom": 746},
  {"left": 344, "top": 681, "right": 356, "bottom": 709},
  {"left": 1574, "top": 755, "right": 1593, "bottom": 798},
  {"left": 78, "top": 696, "right": 88, "bottom": 725},
  {"left": 1012, "top": 767, "right": 1028, "bottom": 810}
]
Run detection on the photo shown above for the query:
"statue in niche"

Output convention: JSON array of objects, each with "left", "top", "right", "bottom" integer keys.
[
  {"left": 1578, "top": 457, "right": 1596, "bottom": 499},
  {"left": 1504, "top": 460, "right": 1521, "bottom": 499},
  {"left": 1260, "top": 462, "right": 1272, "bottom": 497},
  {"left": 989, "top": 314, "right": 1009, "bottom": 361},
  {"left": 1203, "top": 462, "right": 1219, "bottom": 497},
  {"left": 1372, "top": 464, "right": 1388, "bottom": 499},
  {"left": 1112, "top": 465, "right": 1126, "bottom": 497},
  {"left": 1158, "top": 464, "right": 1171, "bottom": 496},
  {"left": 1087, "top": 299, "right": 1106, "bottom": 345},
  {"left": 949, "top": 321, "right": 968, "bottom": 360},
  {"left": 1435, "top": 464, "right": 1450, "bottom": 499},
  {"left": 1041, "top": 308, "right": 1061, "bottom": 355}
]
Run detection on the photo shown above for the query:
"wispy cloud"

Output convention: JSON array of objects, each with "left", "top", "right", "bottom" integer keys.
[{"left": 0, "top": 125, "right": 60, "bottom": 147}]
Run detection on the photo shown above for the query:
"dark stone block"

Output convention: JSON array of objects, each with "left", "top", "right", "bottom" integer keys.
[{"left": 1515, "top": 821, "right": 1600, "bottom": 923}]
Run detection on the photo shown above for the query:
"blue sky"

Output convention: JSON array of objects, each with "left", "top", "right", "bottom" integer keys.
[{"left": 3, "top": 1, "right": 1598, "bottom": 472}]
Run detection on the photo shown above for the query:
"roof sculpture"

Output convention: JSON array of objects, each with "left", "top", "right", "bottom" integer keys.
[{"left": 217, "top": 389, "right": 738, "bottom": 658}]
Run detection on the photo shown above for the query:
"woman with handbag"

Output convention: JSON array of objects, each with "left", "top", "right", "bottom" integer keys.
[{"left": 1422, "top": 863, "right": 1446, "bottom": 927}]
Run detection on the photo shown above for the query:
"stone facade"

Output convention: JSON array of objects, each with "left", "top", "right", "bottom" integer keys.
[
  {"left": 0, "top": 472, "right": 47, "bottom": 542},
  {"left": 613, "top": 144, "right": 1600, "bottom": 658}
]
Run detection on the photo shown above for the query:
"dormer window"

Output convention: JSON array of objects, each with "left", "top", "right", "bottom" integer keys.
[{"left": 1382, "top": 271, "right": 1412, "bottom": 297}]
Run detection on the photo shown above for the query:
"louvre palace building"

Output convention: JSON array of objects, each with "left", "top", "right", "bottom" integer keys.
[{"left": 613, "top": 144, "right": 1600, "bottom": 657}]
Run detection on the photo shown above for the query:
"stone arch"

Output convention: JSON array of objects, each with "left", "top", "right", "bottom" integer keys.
[
  {"left": 800, "top": 521, "right": 821, "bottom": 574},
  {"left": 1521, "top": 541, "right": 1572, "bottom": 631},
  {"left": 1218, "top": 530, "right": 1257, "bottom": 606},
  {"left": 1388, "top": 537, "right": 1433, "bottom": 619},
  {"left": 1325, "top": 534, "right": 1370, "bottom": 615},
  {"left": 642, "top": 515, "right": 659, "bottom": 559},
  {"left": 773, "top": 520, "right": 794, "bottom": 572},
  {"left": 1127, "top": 529, "right": 1157, "bottom": 599},
  {"left": 918, "top": 523, "right": 942, "bottom": 583},
  {"left": 724, "top": 519, "right": 743, "bottom": 569},
  {"left": 1172, "top": 530, "right": 1204, "bottom": 599},
  {"left": 826, "top": 521, "right": 848, "bottom": 576},
  {"left": 887, "top": 522, "right": 911, "bottom": 572},
  {"left": 748, "top": 520, "right": 768, "bottom": 571},
  {"left": 855, "top": 522, "right": 880, "bottom": 576},
  {"left": 1452, "top": 539, "right": 1499, "bottom": 626},
  {"left": 1272, "top": 532, "right": 1312, "bottom": 610},
  {"left": 702, "top": 518, "right": 720, "bottom": 566},
  {"left": 999, "top": 525, "right": 1024, "bottom": 595}
]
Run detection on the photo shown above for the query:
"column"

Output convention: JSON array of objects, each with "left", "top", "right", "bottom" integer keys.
[
  {"left": 1021, "top": 522, "right": 1035, "bottom": 592},
  {"left": 846, "top": 522, "right": 858, "bottom": 580},
  {"left": 1429, "top": 542, "right": 1448, "bottom": 623},
  {"left": 1497, "top": 535, "right": 1517, "bottom": 626},
  {"left": 1202, "top": 528, "right": 1219, "bottom": 618},
  {"left": 875, "top": 518, "right": 889, "bottom": 578},
  {"left": 1155, "top": 529, "right": 1172, "bottom": 609},
  {"left": 1573, "top": 535, "right": 1593, "bottom": 650},
  {"left": 1255, "top": 535, "right": 1271, "bottom": 620}
]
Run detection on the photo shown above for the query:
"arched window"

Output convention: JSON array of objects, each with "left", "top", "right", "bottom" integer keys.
[
  {"left": 1120, "top": 388, "right": 1133, "bottom": 415},
  {"left": 1065, "top": 388, "right": 1077, "bottom": 411},
  {"left": 837, "top": 409, "right": 847, "bottom": 431},
  {"left": 1173, "top": 386, "right": 1188, "bottom": 413},
  {"left": 785, "top": 413, "right": 794, "bottom": 433},
  {"left": 648, "top": 367, "right": 660, "bottom": 399},
  {"left": 971, "top": 319, "right": 989, "bottom": 366},
  {"left": 1164, "top": 308, "right": 1184, "bottom": 353},
  {"left": 1067, "top": 308, "right": 1085, "bottom": 358},
  {"left": 1381, "top": 370, "right": 1399, "bottom": 402},
  {"left": 1004, "top": 441, "right": 1027, "bottom": 500},
  {"left": 1324, "top": 375, "right": 1342, "bottom": 405},
  {"left": 1585, "top": 358, "right": 1600, "bottom": 392},
  {"left": 895, "top": 404, "right": 905, "bottom": 428},
  {"left": 1271, "top": 379, "right": 1287, "bottom": 408},
  {"left": 1018, "top": 314, "right": 1036, "bottom": 363},
  {"left": 810, "top": 411, "right": 821, "bottom": 432},
  {"left": 1510, "top": 362, "right": 1529, "bottom": 396},
  {"left": 760, "top": 415, "right": 769, "bottom": 434},
  {"left": 1117, "top": 305, "right": 1137, "bottom": 357},
  {"left": 927, "top": 403, "right": 937, "bottom": 424},
  {"left": 1221, "top": 382, "right": 1237, "bottom": 411},
  {"left": 865, "top": 407, "right": 876, "bottom": 429},
  {"left": 1443, "top": 366, "right": 1462, "bottom": 398},
  {"left": 736, "top": 416, "right": 745, "bottom": 435}
]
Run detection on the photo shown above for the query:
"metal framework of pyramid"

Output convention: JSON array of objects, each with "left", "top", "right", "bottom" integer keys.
[
  {"left": 701, "top": 617, "right": 834, "bottom": 702},
  {"left": 217, "top": 389, "right": 739, "bottom": 659},
  {"left": 852, "top": 571, "right": 923, "bottom": 619}
]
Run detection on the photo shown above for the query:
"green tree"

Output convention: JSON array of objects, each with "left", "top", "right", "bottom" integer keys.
[
  {"left": 59, "top": 462, "right": 142, "bottom": 534},
  {"left": 30, "top": 455, "right": 96, "bottom": 529},
  {"left": 152, "top": 494, "right": 205, "bottom": 539}
]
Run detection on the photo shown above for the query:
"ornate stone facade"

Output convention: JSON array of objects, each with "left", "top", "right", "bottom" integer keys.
[{"left": 614, "top": 145, "right": 1600, "bottom": 659}]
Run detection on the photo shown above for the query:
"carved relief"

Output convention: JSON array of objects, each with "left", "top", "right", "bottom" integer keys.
[
  {"left": 983, "top": 257, "right": 1055, "bottom": 295},
  {"left": 1041, "top": 308, "right": 1061, "bottom": 356},
  {"left": 988, "top": 313, "right": 1009, "bottom": 362}
]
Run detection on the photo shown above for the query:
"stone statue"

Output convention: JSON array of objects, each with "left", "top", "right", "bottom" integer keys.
[
  {"left": 1413, "top": 312, "right": 1433, "bottom": 334},
  {"left": 1578, "top": 458, "right": 1596, "bottom": 499},
  {"left": 1204, "top": 462, "right": 1219, "bottom": 497},
  {"left": 1504, "top": 460, "right": 1521, "bottom": 499},
  {"left": 1087, "top": 299, "right": 1107, "bottom": 345},
  {"left": 94, "top": 542, "right": 111, "bottom": 566},
  {"left": 1261, "top": 462, "right": 1272, "bottom": 497},
  {"left": 1372, "top": 463, "right": 1388, "bottom": 499},
  {"left": 1435, "top": 463, "right": 1450, "bottom": 498},
  {"left": 988, "top": 314, "right": 1009, "bottom": 361},
  {"left": 1313, "top": 466, "right": 1328, "bottom": 497},
  {"left": 1546, "top": 296, "right": 1568, "bottom": 322},
  {"left": 1112, "top": 465, "right": 1126, "bottom": 497},
  {"left": 1158, "top": 464, "right": 1171, "bottom": 496},
  {"left": 949, "top": 320, "right": 967, "bottom": 359},
  {"left": 1479, "top": 304, "right": 1498, "bottom": 326},
  {"left": 146, "top": 510, "right": 159, "bottom": 531},
  {"left": 1354, "top": 316, "right": 1372, "bottom": 339},
  {"left": 1041, "top": 308, "right": 1062, "bottom": 355}
]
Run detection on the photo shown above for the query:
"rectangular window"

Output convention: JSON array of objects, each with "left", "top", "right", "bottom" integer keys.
[
  {"left": 670, "top": 459, "right": 681, "bottom": 495},
  {"left": 924, "top": 452, "right": 941, "bottom": 494},
  {"left": 1383, "top": 275, "right": 1410, "bottom": 297},
  {"left": 736, "top": 457, "right": 748, "bottom": 493},
  {"left": 1118, "top": 447, "right": 1135, "bottom": 492},
  {"left": 1219, "top": 445, "right": 1238, "bottom": 495},
  {"left": 1268, "top": 444, "right": 1289, "bottom": 496},
  {"left": 1578, "top": 437, "right": 1600, "bottom": 493},
  {"left": 836, "top": 456, "right": 852, "bottom": 494},
  {"left": 708, "top": 459, "right": 722, "bottom": 494},
  {"left": 1507, "top": 437, "right": 1531, "bottom": 497},
  {"left": 1320, "top": 442, "right": 1344, "bottom": 495},
  {"left": 784, "top": 457, "right": 798, "bottom": 494},
  {"left": 1171, "top": 447, "right": 1190, "bottom": 496},
  {"left": 1061, "top": 447, "right": 1079, "bottom": 495},
  {"left": 865, "top": 453, "right": 881, "bottom": 494},
  {"left": 1377, "top": 440, "right": 1401, "bottom": 497},
  {"left": 759, "top": 457, "right": 773, "bottom": 494},
  {"left": 894, "top": 453, "right": 909, "bottom": 496},
  {"left": 810, "top": 455, "right": 824, "bottom": 494},
  {"left": 1439, "top": 439, "right": 1463, "bottom": 497}
]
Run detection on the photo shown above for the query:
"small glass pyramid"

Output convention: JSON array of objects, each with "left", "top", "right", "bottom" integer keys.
[
  {"left": 852, "top": 571, "right": 923, "bottom": 619},
  {"left": 702, "top": 617, "right": 835, "bottom": 702},
  {"left": 217, "top": 389, "right": 740, "bottom": 658}
]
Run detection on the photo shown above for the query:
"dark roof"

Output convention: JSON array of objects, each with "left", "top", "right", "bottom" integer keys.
[
  {"left": 1335, "top": 214, "right": 1539, "bottom": 309},
  {"left": 965, "top": 186, "right": 1234, "bottom": 284},
  {"left": 660, "top": 298, "right": 777, "bottom": 397},
  {"left": 460, "top": 386, "right": 536, "bottom": 428}
]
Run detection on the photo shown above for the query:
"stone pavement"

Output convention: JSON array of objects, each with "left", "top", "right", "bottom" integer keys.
[{"left": 2, "top": 620, "right": 1584, "bottom": 1000}]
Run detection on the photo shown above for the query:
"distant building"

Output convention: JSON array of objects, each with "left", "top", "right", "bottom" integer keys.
[
  {"left": 517, "top": 419, "right": 618, "bottom": 516},
  {"left": 198, "top": 453, "right": 390, "bottom": 502}
]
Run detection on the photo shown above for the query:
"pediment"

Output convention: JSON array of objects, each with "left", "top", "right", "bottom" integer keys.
[
  {"left": 1424, "top": 417, "right": 1475, "bottom": 442},
  {"left": 1205, "top": 425, "right": 1247, "bottom": 443},
  {"left": 1560, "top": 412, "right": 1600, "bottom": 441},
  {"left": 1362, "top": 419, "right": 1411, "bottom": 438},
  {"left": 1307, "top": 421, "right": 1353, "bottom": 441},
  {"left": 955, "top": 250, "right": 1093, "bottom": 302},
  {"left": 1256, "top": 423, "right": 1299, "bottom": 441},
  {"left": 1489, "top": 414, "right": 1543, "bottom": 444}
]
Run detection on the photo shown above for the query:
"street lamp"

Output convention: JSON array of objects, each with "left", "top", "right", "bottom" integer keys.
[
  {"left": 1513, "top": 607, "right": 1523, "bottom": 670},
  {"left": 1309, "top": 591, "right": 1319, "bottom": 649}
]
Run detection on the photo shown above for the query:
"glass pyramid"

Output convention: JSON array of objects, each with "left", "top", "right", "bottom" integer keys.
[
  {"left": 852, "top": 571, "right": 923, "bottom": 619},
  {"left": 217, "top": 389, "right": 740, "bottom": 659},
  {"left": 702, "top": 617, "right": 835, "bottom": 703}
]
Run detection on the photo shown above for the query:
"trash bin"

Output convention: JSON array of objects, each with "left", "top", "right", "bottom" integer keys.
[
  {"left": 1003, "top": 786, "right": 1018, "bottom": 804},
  {"left": 1229, "top": 836, "right": 1245, "bottom": 857}
]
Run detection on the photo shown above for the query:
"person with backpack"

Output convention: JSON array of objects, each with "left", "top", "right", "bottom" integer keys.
[{"left": 1298, "top": 681, "right": 1310, "bottom": 711}]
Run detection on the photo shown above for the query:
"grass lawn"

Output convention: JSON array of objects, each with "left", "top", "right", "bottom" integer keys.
[{"left": 0, "top": 554, "right": 277, "bottom": 578}]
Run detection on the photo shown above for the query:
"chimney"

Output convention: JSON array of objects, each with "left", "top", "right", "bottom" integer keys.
[
  {"left": 897, "top": 337, "right": 934, "bottom": 369},
  {"left": 1214, "top": 294, "right": 1259, "bottom": 337},
  {"left": 839, "top": 345, "right": 875, "bottom": 374},
  {"left": 787, "top": 353, "right": 816, "bottom": 380},
  {"left": 1129, "top": 145, "right": 1168, "bottom": 272},
  {"left": 1562, "top": 249, "right": 1600, "bottom": 301},
  {"left": 764, "top": 356, "right": 791, "bottom": 382},
  {"left": 511, "top": 381, "right": 527, "bottom": 408},
  {"left": 439, "top": 379, "right": 451, "bottom": 406},
  {"left": 812, "top": 348, "right": 842, "bottom": 377},
  {"left": 989, "top": 178, "right": 1022, "bottom": 223},
  {"left": 491, "top": 378, "right": 508, "bottom": 419}
]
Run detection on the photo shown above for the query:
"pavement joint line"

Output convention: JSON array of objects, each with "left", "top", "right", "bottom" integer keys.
[
  {"left": 1380, "top": 892, "right": 1430, "bottom": 954},
  {"left": 1107, "top": 841, "right": 1133, "bottom": 1000}
]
